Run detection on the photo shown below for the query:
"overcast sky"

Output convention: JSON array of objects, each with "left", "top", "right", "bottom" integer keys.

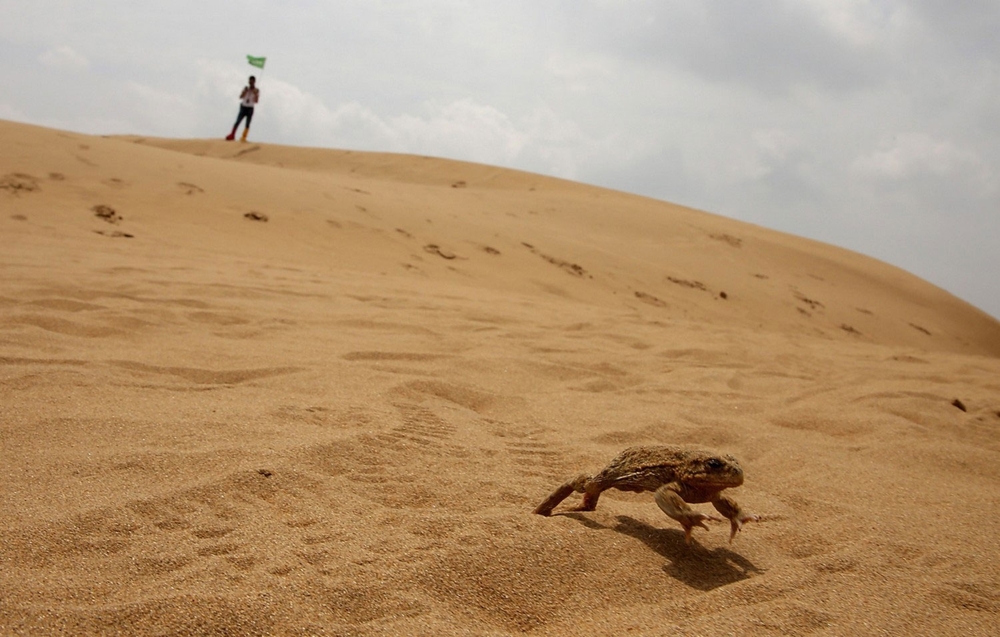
[{"left": 2, "top": 1, "right": 998, "bottom": 319}]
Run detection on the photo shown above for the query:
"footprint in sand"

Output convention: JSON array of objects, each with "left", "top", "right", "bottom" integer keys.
[
  {"left": 709, "top": 233, "right": 743, "bottom": 248},
  {"left": 667, "top": 276, "right": 708, "bottom": 291},
  {"left": 503, "top": 437, "right": 561, "bottom": 479},
  {"left": 301, "top": 401, "right": 472, "bottom": 514},
  {"left": 91, "top": 204, "right": 130, "bottom": 236},
  {"left": 522, "top": 242, "right": 589, "bottom": 278},
  {"left": 94, "top": 230, "right": 134, "bottom": 238},
  {"left": 840, "top": 324, "right": 862, "bottom": 336},
  {"left": 273, "top": 404, "right": 382, "bottom": 429},
  {"left": 794, "top": 291, "right": 824, "bottom": 311},
  {"left": 374, "top": 403, "right": 458, "bottom": 450},
  {"left": 890, "top": 354, "right": 928, "bottom": 364},
  {"left": 92, "top": 204, "right": 122, "bottom": 224},
  {"left": 233, "top": 145, "right": 261, "bottom": 157},
  {"left": 909, "top": 323, "right": 932, "bottom": 336},
  {"left": 635, "top": 291, "right": 667, "bottom": 307},
  {"left": 0, "top": 173, "right": 40, "bottom": 194},
  {"left": 177, "top": 182, "right": 204, "bottom": 195},
  {"left": 424, "top": 244, "right": 458, "bottom": 260}
]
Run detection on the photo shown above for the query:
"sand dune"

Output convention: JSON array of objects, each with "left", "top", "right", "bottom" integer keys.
[{"left": 2, "top": 118, "right": 999, "bottom": 635}]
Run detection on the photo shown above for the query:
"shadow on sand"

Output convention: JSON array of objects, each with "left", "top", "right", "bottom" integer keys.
[{"left": 558, "top": 512, "right": 761, "bottom": 591}]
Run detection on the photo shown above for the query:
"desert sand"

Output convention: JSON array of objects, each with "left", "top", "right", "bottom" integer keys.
[{"left": 2, "top": 117, "right": 1000, "bottom": 635}]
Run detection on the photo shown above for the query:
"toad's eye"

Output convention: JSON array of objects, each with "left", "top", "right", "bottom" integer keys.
[{"left": 706, "top": 458, "right": 724, "bottom": 470}]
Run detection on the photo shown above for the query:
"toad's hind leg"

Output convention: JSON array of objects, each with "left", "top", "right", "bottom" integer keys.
[{"left": 533, "top": 474, "right": 597, "bottom": 515}]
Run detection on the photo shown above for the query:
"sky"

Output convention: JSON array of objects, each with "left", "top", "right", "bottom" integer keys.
[{"left": 2, "top": 1, "right": 998, "bottom": 319}]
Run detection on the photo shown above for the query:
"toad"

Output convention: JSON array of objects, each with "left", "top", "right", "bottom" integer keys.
[{"left": 533, "top": 445, "right": 758, "bottom": 543}]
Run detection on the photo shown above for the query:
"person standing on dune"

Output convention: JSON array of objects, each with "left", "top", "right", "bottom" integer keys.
[{"left": 225, "top": 75, "right": 259, "bottom": 142}]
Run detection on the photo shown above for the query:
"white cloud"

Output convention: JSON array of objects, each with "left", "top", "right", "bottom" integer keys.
[
  {"left": 753, "top": 129, "right": 801, "bottom": 162},
  {"left": 389, "top": 99, "right": 528, "bottom": 164},
  {"left": 0, "top": 102, "right": 29, "bottom": 121},
  {"left": 803, "top": 0, "right": 889, "bottom": 47},
  {"left": 545, "top": 51, "right": 615, "bottom": 93},
  {"left": 196, "top": 59, "right": 249, "bottom": 101},
  {"left": 123, "top": 82, "right": 198, "bottom": 136},
  {"left": 712, "top": 129, "right": 805, "bottom": 183},
  {"left": 38, "top": 45, "right": 89, "bottom": 70},
  {"left": 851, "top": 133, "right": 982, "bottom": 180}
]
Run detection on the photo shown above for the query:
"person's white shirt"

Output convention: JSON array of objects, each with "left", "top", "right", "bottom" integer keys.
[{"left": 240, "top": 87, "right": 259, "bottom": 107}]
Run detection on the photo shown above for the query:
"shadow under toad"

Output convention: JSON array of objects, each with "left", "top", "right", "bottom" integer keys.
[{"left": 559, "top": 512, "right": 761, "bottom": 591}]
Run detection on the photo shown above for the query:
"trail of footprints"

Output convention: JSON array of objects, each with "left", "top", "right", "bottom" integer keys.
[
  {"left": 9, "top": 465, "right": 431, "bottom": 629},
  {"left": 331, "top": 403, "right": 466, "bottom": 488},
  {"left": 9, "top": 392, "right": 571, "bottom": 627},
  {"left": 9, "top": 470, "right": 323, "bottom": 587},
  {"left": 484, "top": 418, "right": 564, "bottom": 481},
  {"left": 368, "top": 403, "right": 458, "bottom": 451},
  {"left": 122, "top": 470, "right": 329, "bottom": 579}
]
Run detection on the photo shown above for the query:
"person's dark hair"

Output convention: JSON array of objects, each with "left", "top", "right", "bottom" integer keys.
[{"left": 249, "top": 75, "right": 256, "bottom": 82}]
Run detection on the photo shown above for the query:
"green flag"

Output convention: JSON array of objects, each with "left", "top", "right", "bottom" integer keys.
[{"left": 247, "top": 55, "right": 266, "bottom": 69}]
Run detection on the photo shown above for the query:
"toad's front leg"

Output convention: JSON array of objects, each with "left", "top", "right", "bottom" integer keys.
[
  {"left": 654, "top": 482, "right": 722, "bottom": 544},
  {"left": 712, "top": 493, "right": 759, "bottom": 542}
]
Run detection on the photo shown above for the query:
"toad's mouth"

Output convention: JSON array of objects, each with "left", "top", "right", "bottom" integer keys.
[{"left": 691, "top": 472, "right": 744, "bottom": 488}]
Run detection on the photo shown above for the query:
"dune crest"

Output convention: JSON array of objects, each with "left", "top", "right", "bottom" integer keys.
[{"left": 2, "top": 119, "right": 999, "bottom": 635}]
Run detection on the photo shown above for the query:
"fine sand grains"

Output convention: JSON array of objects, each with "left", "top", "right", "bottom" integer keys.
[{"left": 2, "top": 119, "right": 1000, "bottom": 635}]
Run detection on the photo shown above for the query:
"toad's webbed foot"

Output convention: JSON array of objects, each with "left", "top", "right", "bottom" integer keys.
[
  {"left": 712, "top": 494, "right": 759, "bottom": 542},
  {"left": 726, "top": 512, "right": 759, "bottom": 541},
  {"left": 678, "top": 512, "right": 724, "bottom": 544}
]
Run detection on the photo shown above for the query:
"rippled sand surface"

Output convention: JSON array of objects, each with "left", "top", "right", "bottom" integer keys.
[{"left": 2, "top": 119, "right": 999, "bottom": 635}]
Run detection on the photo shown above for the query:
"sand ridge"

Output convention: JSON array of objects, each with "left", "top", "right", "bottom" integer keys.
[{"left": 2, "top": 118, "right": 1000, "bottom": 635}]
